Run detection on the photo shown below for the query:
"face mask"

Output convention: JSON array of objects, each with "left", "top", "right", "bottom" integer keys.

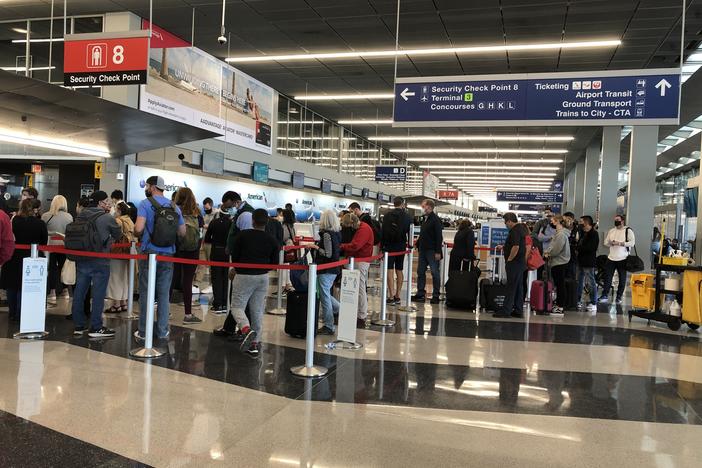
[
  {"left": 614, "top": 220, "right": 622, "bottom": 227},
  {"left": 205, "top": 208, "right": 212, "bottom": 214},
  {"left": 550, "top": 223, "right": 557, "bottom": 229},
  {"left": 144, "top": 189, "right": 152, "bottom": 198}
]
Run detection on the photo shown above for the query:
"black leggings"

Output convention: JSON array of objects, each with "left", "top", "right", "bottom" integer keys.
[
  {"left": 551, "top": 264, "right": 568, "bottom": 308},
  {"left": 176, "top": 250, "right": 199, "bottom": 315},
  {"left": 47, "top": 252, "right": 67, "bottom": 293}
]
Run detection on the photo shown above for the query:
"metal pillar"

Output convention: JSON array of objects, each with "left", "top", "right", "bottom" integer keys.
[
  {"left": 582, "top": 141, "right": 601, "bottom": 217},
  {"left": 268, "top": 249, "right": 286, "bottom": 315},
  {"left": 130, "top": 254, "right": 164, "bottom": 358},
  {"left": 291, "top": 264, "right": 328, "bottom": 378},
  {"left": 599, "top": 126, "right": 622, "bottom": 254},
  {"left": 372, "top": 252, "right": 395, "bottom": 326},
  {"left": 124, "top": 241, "right": 138, "bottom": 320},
  {"left": 573, "top": 158, "right": 585, "bottom": 217}
]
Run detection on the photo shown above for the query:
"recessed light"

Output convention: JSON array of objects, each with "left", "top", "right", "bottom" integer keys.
[
  {"left": 0, "top": 132, "right": 110, "bottom": 158},
  {"left": 12, "top": 38, "right": 64, "bottom": 43}
]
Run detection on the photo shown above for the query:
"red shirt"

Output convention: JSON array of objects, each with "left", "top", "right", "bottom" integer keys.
[
  {"left": 341, "top": 222, "right": 374, "bottom": 259},
  {"left": 0, "top": 210, "right": 14, "bottom": 265}
]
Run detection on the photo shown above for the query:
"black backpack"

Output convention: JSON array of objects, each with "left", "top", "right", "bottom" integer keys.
[
  {"left": 64, "top": 211, "right": 106, "bottom": 260},
  {"left": 147, "top": 197, "right": 179, "bottom": 247},
  {"left": 382, "top": 211, "right": 406, "bottom": 245}
]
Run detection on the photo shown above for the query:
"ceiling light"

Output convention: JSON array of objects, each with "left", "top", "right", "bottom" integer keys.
[
  {"left": 293, "top": 93, "right": 395, "bottom": 101},
  {"left": 12, "top": 38, "right": 64, "bottom": 43},
  {"left": 446, "top": 176, "right": 554, "bottom": 181},
  {"left": 423, "top": 165, "right": 559, "bottom": 171},
  {"left": 277, "top": 136, "right": 355, "bottom": 140},
  {"left": 11, "top": 28, "right": 28, "bottom": 34},
  {"left": 433, "top": 172, "right": 558, "bottom": 177},
  {"left": 337, "top": 119, "right": 394, "bottom": 125},
  {"left": 454, "top": 182, "right": 551, "bottom": 187},
  {"left": 391, "top": 148, "right": 567, "bottom": 154},
  {"left": 0, "top": 133, "right": 110, "bottom": 158},
  {"left": 407, "top": 158, "right": 562, "bottom": 163},
  {"left": 1, "top": 66, "right": 56, "bottom": 72},
  {"left": 226, "top": 39, "right": 621, "bottom": 63},
  {"left": 277, "top": 120, "right": 324, "bottom": 125},
  {"left": 370, "top": 135, "right": 574, "bottom": 142}
]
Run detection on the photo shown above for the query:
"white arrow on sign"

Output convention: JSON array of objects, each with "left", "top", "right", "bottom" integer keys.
[
  {"left": 654, "top": 78, "right": 672, "bottom": 97},
  {"left": 400, "top": 88, "right": 415, "bottom": 101}
]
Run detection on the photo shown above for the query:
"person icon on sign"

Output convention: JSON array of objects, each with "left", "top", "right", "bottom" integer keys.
[{"left": 91, "top": 46, "right": 102, "bottom": 67}]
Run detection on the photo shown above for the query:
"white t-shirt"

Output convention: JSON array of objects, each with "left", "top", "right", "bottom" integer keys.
[{"left": 604, "top": 226, "right": 636, "bottom": 261}]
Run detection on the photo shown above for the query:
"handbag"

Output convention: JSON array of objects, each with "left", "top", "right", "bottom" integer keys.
[
  {"left": 283, "top": 225, "right": 298, "bottom": 263},
  {"left": 624, "top": 228, "right": 645, "bottom": 272},
  {"left": 527, "top": 246, "right": 545, "bottom": 271},
  {"left": 61, "top": 259, "right": 76, "bottom": 285}
]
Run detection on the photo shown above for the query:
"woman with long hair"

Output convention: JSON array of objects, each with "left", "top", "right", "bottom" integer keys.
[
  {"left": 41, "top": 195, "right": 73, "bottom": 303},
  {"left": 1, "top": 199, "right": 48, "bottom": 321},
  {"left": 281, "top": 208, "right": 297, "bottom": 293},
  {"left": 175, "top": 187, "right": 204, "bottom": 324},
  {"left": 308, "top": 210, "right": 341, "bottom": 334},
  {"left": 449, "top": 219, "right": 476, "bottom": 272},
  {"left": 105, "top": 202, "right": 135, "bottom": 314}
]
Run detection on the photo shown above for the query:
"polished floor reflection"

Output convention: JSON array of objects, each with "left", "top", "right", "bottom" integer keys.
[{"left": 1, "top": 294, "right": 701, "bottom": 466}]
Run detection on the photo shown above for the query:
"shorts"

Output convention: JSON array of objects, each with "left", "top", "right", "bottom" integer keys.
[{"left": 386, "top": 253, "right": 405, "bottom": 270}]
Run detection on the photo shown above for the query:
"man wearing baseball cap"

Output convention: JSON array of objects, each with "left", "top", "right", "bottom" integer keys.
[{"left": 70, "top": 190, "right": 121, "bottom": 338}]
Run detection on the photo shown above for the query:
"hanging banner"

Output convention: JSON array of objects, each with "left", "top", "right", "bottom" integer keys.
[
  {"left": 63, "top": 31, "right": 149, "bottom": 86},
  {"left": 422, "top": 170, "right": 440, "bottom": 198}
]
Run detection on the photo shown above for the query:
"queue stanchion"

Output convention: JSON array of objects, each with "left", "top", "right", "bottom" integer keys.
[
  {"left": 291, "top": 263, "right": 328, "bottom": 378},
  {"left": 399, "top": 248, "right": 417, "bottom": 312},
  {"left": 14, "top": 243, "right": 49, "bottom": 340},
  {"left": 124, "top": 241, "right": 138, "bottom": 320},
  {"left": 372, "top": 251, "right": 395, "bottom": 327},
  {"left": 439, "top": 243, "right": 449, "bottom": 301},
  {"left": 349, "top": 257, "right": 355, "bottom": 270},
  {"left": 268, "top": 249, "right": 286, "bottom": 315},
  {"left": 130, "top": 253, "right": 164, "bottom": 359}
]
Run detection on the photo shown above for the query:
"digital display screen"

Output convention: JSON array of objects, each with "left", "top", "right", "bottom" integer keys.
[
  {"left": 321, "top": 178, "right": 331, "bottom": 193},
  {"left": 202, "top": 149, "right": 224, "bottom": 175},
  {"left": 252, "top": 161, "right": 269, "bottom": 183},
  {"left": 292, "top": 171, "right": 304, "bottom": 189}
]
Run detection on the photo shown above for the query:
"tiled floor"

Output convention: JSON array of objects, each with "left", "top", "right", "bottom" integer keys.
[{"left": 1, "top": 289, "right": 701, "bottom": 467}]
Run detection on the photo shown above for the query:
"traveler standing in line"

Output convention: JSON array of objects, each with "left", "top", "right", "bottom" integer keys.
[
  {"left": 381, "top": 196, "right": 412, "bottom": 305},
  {"left": 196, "top": 197, "right": 218, "bottom": 285},
  {"left": 67, "top": 191, "right": 121, "bottom": 337},
  {"left": 21, "top": 186, "right": 38, "bottom": 202},
  {"left": 110, "top": 190, "right": 124, "bottom": 215},
  {"left": 495, "top": 212, "right": 526, "bottom": 319},
  {"left": 1, "top": 199, "right": 47, "bottom": 321},
  {"left": 266, "top": 211, "right": 284, "bottom": 248},
  {"left": 412, "top": 199, "right": 443, "bottom": 304},
  {"left": 0, "top": 208, "right": 14, "bottom": 267},
  {"left": 340, "top": 213, "right": 374, "bottom": 327},
  {"left": 543, "top": 215, "right": 571, "bottom": 315},
  {"left": 105, "top": 201, "right": 135, "bottom": 314},
  {"left": 41, "top": 195, "right": 73, "bottom": 304},
  {"left": 600, "top": 214, "right": 635, "bottom": 304},
  {"left": 448, "top": 219, "right": 476, "bottom": 272},
  {"left": 285, "top": 203, "right": 295, "bottom": 221},
  {"left": 308, "top": 209, "right": 341, "bottom": 334},
  {"left": 576, "top": 216, "right": 599, "bottom": 311},
  {"left": 228, "top": 209, "right": 281, "bottom": 356},
  {"left": 563, "top": 211, "right": 578, "bottom": 280},
  {"left": 174, "top": 187, "right": 205, "bottom": 325},
  {"left": 281, "top": 208, "right": 297, "bottom": 293},
  {"left": 204, "top": 192, "right": 236, "bottom": 314},
  {"left": 133, "top": 176, "right": 186, "bottom": 341},
  {"left": 349, "top": 202, "right": 381, "bottom": 246}
]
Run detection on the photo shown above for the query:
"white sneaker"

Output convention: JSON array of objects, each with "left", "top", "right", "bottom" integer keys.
[
  {"left": 587, "top": 304, "right": 597, "bottom": 312},
  {"left": 551, "top": 307, "right": 564, "bottom": 316},
  {"left": 598, "top": 297, "right": 609, "bottom": 304}
]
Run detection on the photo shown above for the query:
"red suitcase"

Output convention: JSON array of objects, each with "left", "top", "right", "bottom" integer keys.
[{"left": 530, "top": 280, "right": 554, "bottom": 313}]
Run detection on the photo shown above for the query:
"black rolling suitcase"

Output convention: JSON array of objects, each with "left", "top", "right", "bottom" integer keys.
[
  {"left": 285, "top": 291, "right": 320, "bottom": 338},
  {"left": 479, "top": 255, "right": 508, "bottom": 312},
  {"left": 445, "top": 260, "right": 480, "bottom": 310}
]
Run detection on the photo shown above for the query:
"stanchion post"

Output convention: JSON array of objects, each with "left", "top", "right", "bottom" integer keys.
[
  {"left": 130, "top": 254, "right": 164, "bottom": 358},
  {"left": 439, "top": 243, "right": 448, "bottom": 300},
  {"left": 268, "top": 249, "right": 286, "bottom": 315},
  {"left": 372, "top": 251, "right": 394, "bottom": 326},
  {"left": 291, "top": 264, "right": 328, "bottom": 378},
  {"left": 124, "top": 241, "right": 138, "bottom": 320},
  {"left": 30, "top": 243, "right": 38, "bottom": 258},
  {"left": 349, "top": 257, "right": 355, "bottom": 270},
  {"left": 399, "top": 248, "right": 417, "bottom": 312}
]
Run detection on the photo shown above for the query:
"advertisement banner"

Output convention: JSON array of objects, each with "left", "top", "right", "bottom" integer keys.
[
  {"left": 139, "top": 44, "right": 274, "bottom": 154},
  {"left": 126, "top": 166, "right": 374, "bottom": 222}
]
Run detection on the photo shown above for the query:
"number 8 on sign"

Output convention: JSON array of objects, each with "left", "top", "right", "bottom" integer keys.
[{"left": 112, "top": 45, "right": 124, "bottom": 65}]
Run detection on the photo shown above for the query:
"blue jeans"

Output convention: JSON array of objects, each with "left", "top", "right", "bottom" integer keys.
[
  {"left": 139, "top": 253, "right": 174, "bottom": 339},
  {"left": 577, "top": 266, "right": 598, "bottom": 305},
  {"left": 318, "top": 273, "right": 339, "bottom": 330},
  {"left": 72, "top": 260, "right": 110, "bottom": 330},
  {"left": 416, "top": 249, "right": 440, "bottom": 297}
]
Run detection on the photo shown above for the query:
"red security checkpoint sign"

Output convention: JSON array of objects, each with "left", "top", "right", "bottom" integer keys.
[
  {"left": 437, "top": 189, "right": 459, "bottom": 200},
  {"left": 63, "top": 31, "right": 149, "bottom": 87}
]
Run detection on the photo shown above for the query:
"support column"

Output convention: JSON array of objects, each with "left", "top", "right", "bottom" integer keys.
[
  {"left": 599, "top": 127, "right": 621, "bottom": 254},
  {"left": 626, "top": 125, "right": 659, "bottom": 271},
  {"left": 566, "top": 169, "right": 576, "bottom": 210},
  {"left": 573, "top": 158, "right": 585, "bottom": 216},
  {"left": 582, "top": 142, "right": 600, "bottom": 217}
]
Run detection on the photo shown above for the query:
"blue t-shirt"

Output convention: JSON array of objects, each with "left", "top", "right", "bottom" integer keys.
[{"left": 137, "top": 195, "right": 185, "bottom": 254}]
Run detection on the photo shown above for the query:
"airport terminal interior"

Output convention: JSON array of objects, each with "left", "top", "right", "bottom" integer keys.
[{"left": 2, "top": 0, "right": 702, "bottom": 467}]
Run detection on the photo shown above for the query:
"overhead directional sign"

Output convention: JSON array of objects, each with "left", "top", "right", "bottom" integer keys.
[
  {"left": 393, "top": 68, "right": 680, "bottom": 127},
  {"left": 497, "top": 191, "right": 564, "bottom": 203},
  {"left": 375, "top": 165, "right": 407, "bottom": 182}
]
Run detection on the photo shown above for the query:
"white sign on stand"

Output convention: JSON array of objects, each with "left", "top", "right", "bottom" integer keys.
[
  {"left": 19, "top": 257, "right": 48, "bottom": 335},
  {"left": 337, "top": 269, "right": 360, "bottom": 344}
]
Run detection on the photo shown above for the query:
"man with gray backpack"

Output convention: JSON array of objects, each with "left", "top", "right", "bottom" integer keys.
[{"left": 134, "top": 176, "right": 185, "bottom": 342}]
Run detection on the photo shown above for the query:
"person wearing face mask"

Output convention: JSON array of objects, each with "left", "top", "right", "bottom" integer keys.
[
  {"left": 412, "top": 199, "right": 444, "bottom": 304},
  {"left": 495, "top": 212, "right": 527, "bottom": 318},
  {"left": 196, "top": 197, "right": 218, "bottom": 286},
  {"left": 576, "top": 216, "right": 599, "bottom": 311},
  {"left": 600, "top": 215, "right": 635, "bottom": 304},
  {"left": 563, "top": 212, "right": 578, "bottom": 280},
  {"left": 543, "top": 215, "right": 571, "bottom": 315},
  {"left": 205, "top": 192, "right": 236, "bottom": 315},
  {"left": 225, "top": 192, "right": 255, "bottom": 256}
]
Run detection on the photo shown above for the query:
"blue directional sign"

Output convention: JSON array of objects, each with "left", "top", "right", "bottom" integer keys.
[
  {"left": 393, "top": 68, "right": 680, "bottom": 127},
  {"left": 375, "top": 165, "right": 407, "bottom": 182},
  {"left": 509, "top": 203, "right": 544, "bottom": 212},
  {"left": 497, "top": 191, "right": 564, "bottom": 203}
]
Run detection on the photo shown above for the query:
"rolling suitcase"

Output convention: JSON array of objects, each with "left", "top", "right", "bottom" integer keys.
[
  {"left": 530, "top": 280, "right": 554, "bottom": 313},
  {"left": 285, "top": 291, "right": 320, "bottom": 338},
  {"left": 445, "top": 260, "right": 480, "bottom": 310},
  {"left": 479, "top": 255, "right": 508, "bottom": 312}
]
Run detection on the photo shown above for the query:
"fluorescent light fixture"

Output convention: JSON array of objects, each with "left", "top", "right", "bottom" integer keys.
[
  {"left": 423, "top": 165, "right": 559, "bottom": 171},
  {"left": 12, "top": 38, "right": 64, "bottom": 43},
  {"left": 454, "top": 182, "right": 552, "bottom": 187},
  {"left": 12, "top": 28, "right": 28, "bottom": 34},
  {"left": 0, "top": 132, "right": 110, "bottom": 158},
  {"left": 277, "top": 120, "right": 324, "bottom": 124},
  {"left": 370, "top": 135, "right": 574, "bottom": 142},
  {"left": 446, "top": 176, "right": 554, "bottom": 181},
  {"left": 1, "top": 66, "right": 56, "bottom": 71},
  {"left": 407, "top": 158, "right": 563, "bottom": 163},
  {"left": 226, "top": 39, "right": 621, "bottom": 63},
  {"left": 337, "top": 119, "right": 394, "bottom": 125},
  {"left": 391, "top": 148, "right": 568, "bottom": 154},
  {"left": 277, "top": 137, "right": 355, "bottom": 140},
  {"left": 293, "top": 93, "right": 395, "bottom": 101},
  {"left": 434, "top": 172, "right": 558, "bottom": 177}
]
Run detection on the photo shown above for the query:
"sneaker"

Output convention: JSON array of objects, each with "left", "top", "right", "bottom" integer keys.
[
  {"left": 88, "top": 327, "right": 116, "bottom": 338},
  {"left": 615, "top": 298, "right": 623, "bottom": 305},
  {"left": 133, "top": 330, "right": 145, "bottom": 342},
  {"left": 393, "top": 297, "right": 401, "bottom": 305},
  {"left": 510, "top": 312, "right": 524, "bottom": 318},
  {"left": 411, "top": 294, "right": 426, "bottom": 303},
  {"left": 246, "top": 342, "right": 261, "bottom": 357},
  {"left": 239, "top": 328, "right": 257, "bottom": 352},
  {"left": 551, "top": 307, "right": 564, "bottom": 316},
  {"left": 73, "top": 326, "right": 87, "bottom": 336},
  {"left": 587, "top": 304, "right": 598, "bottom": 312},
  {"left": 576, "top": 302, "right": 585, "bottom": 310},
  {"left": 183, "top": 314, "right": 203, "bottom": 325},
  {"left": 386, "top": 297, "right": 396, "bottom": 305},
  {"left": 317, "top": 326, "right": 335, "bottom": 335},
  {"left": 430, "top": 296, "right": 440, "bottom": 304},
  {"left": 598, "top": 297, "right": 609, "bottom": 304}
]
